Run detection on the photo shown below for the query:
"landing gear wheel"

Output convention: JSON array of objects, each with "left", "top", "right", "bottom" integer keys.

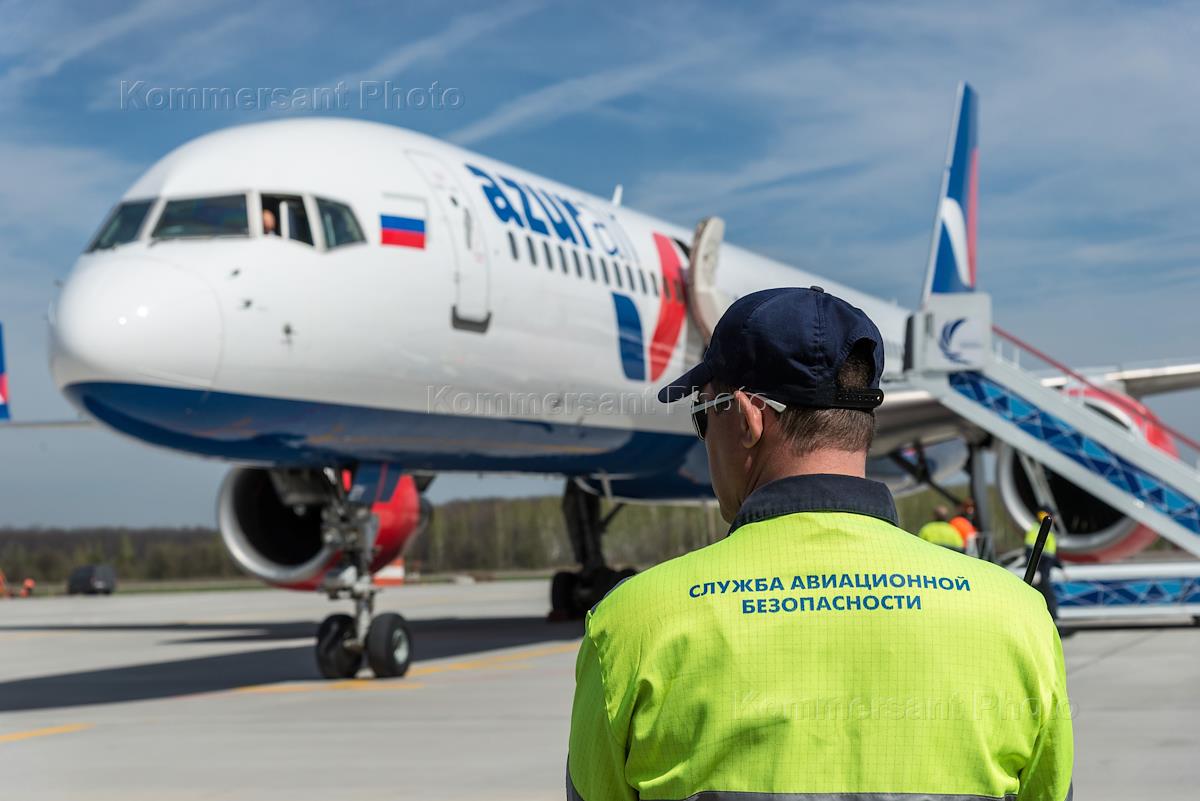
[
  {"left": 550, "top": 570, "right": 580, "bottom": 618},
  {"left": 366, "top": 612, "right": 413, "bottom": 678},
  {"left": 316, "top": 613, "right": 362, "bottom": 679},
  {"left": 549, "top": 567, "right": 638, "bottom": 620}
]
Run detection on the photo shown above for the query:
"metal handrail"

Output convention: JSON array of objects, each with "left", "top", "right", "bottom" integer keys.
[{"left": 992, "top": 325, "right": 1200, "bottom": 457}]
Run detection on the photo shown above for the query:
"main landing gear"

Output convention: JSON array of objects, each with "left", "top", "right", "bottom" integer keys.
[
  {"left": 549, "top": 481, "right": 636, "bottom": 619},
  {"left": 313, "top": 473, "right": 413, "bottom": 679}
]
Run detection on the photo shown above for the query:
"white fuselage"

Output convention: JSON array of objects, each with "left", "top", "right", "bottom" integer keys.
[{"left": 50, "top": 117, "right": 917, "bottom": 497}]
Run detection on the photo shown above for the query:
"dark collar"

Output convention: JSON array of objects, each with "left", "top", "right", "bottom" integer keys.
[{"left": 728, "top": 473, "right": 899, "bottom": 534}]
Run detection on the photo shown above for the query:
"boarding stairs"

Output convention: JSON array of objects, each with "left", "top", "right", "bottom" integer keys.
[{"left": 904, "top": 292, "right": 1200, "bottom": 559}]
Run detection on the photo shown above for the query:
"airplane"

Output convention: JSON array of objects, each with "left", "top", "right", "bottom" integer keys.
[{"left": 8, "top": 82, "right": 1200, "bottom": 678}]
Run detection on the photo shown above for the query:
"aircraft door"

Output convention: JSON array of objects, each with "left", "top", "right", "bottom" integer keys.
[{"left": 407, "top": 151, "right": 491, "bottom": 332}]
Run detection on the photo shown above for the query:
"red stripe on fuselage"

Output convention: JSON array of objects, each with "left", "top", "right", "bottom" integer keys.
[
  {"left": 382, "top": 229, "right": 426, "bottom": 248},
  {"left": 648, "top": 233, "right": 687, "bottom": 382}
]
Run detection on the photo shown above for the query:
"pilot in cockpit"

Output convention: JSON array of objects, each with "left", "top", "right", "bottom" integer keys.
[{"left": 262, "top": 208, "right": 278, "bottom": 236}]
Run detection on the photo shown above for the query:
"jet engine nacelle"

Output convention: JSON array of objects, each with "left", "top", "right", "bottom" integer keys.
[
  {"left": 996, "top": 387, "right": 1177, "bottom": 562},
  {"left": 217, "top": 467, "right": 429, "bottom": 589}
]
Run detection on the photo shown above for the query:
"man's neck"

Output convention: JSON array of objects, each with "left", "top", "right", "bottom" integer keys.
[{"left": 744, "top": 448, "right": 867, "bottom": 499}]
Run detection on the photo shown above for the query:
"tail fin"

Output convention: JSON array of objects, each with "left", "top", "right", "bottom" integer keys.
[
  {"left": 921, "top": 82, "right": 979, "bottom": 302},
  {"left": 0, "top": 323, "right": 9, "bottom": 421}
]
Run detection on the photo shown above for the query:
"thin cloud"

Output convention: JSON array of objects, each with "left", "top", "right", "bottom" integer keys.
[
  {"left": 330, "top": 0, "right": 543, "bottom": 89},
  {"left": 85, "top": 8, "right": 271, "bottom": 111},
  {"left": 619, "top": 1, "right": 1200, "bottom": 321},
  {"left": 0, "top": 139, "right": 136, "bottom": 247},
  {"left": 448, "top": 46, "right": 715, "bottom": 146},
  {"left": 0, "top": 0, "right": 182, "bottom": 105}
]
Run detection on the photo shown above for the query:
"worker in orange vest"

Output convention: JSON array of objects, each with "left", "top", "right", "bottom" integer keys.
[{"left": 949, "top": 498, "right": 979, "bottom": 555}]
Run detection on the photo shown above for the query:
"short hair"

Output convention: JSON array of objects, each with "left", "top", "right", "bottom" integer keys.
[{"left": 720, "top": 340, "right": 877, "bottom": 457}]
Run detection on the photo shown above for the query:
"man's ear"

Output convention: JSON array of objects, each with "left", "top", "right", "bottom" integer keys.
[{"left": 736, "top": 391, "right": 764, "bottom": 449}]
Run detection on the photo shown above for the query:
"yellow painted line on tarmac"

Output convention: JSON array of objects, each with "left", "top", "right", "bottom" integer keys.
[
  {"left": 0, "top": 631, "right": 60, "bottom": 642},
  {"left": 233, "top": 641, "right": 579, "bottom": 696},
  {"left": 325, "top": 679, "right": 429, "bottom": 692},
  {"left": 0, "top": 723, "right": 92, "bottom": 744},
  {"left": 237, "top": 680, "right": 428, "bottom": 695},
  {"left": 408, "top": 642, "right": 578, "bottom": 678}
]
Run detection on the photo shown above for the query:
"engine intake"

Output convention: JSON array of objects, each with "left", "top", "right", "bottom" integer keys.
[
  {"left": 217, "top": 467, "right": 337, "bottom": 586},
  {"left": 996, "top": 388, "right": 1175, "bottom": 561},
  {"left": 217, "top": 467, "right": 429, "bottom": 589}
]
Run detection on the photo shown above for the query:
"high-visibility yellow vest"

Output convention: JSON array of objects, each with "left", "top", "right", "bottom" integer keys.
[
  {"left": 917, "top": 520, "right": 966, "bottom": 551},
  {"left": 1026, "top": 523, "right": 1058, "bottom": 556},
  {"left": 568, "top": 505, "right": 1072, "bottom": 800}
]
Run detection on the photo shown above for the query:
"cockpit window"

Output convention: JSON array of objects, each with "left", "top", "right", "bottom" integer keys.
[
  {"left": 152, "top": 194, "right": 249, "bottom": 239},
  {"left": 87, "top": 200, "right": 153, "bottom": 251},
  {"left": 316, "top": 197, "right": 365, "bottom": 248},
  {"left": 261, "top": 193, "right": 313, "bottom": 246}
]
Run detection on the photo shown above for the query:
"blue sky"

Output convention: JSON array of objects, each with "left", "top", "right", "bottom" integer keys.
[{"left": 0, "top": 0, "right": 1197, "bottom": 525}]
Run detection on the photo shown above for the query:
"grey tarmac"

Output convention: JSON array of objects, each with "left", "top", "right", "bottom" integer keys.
[{"left": 0, "top": 580, "right": 1195, "bottom": 800}]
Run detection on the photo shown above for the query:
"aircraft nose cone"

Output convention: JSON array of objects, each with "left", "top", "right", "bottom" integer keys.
[{"left": 51, "top": 255, "right": 223, "bottom": 392}]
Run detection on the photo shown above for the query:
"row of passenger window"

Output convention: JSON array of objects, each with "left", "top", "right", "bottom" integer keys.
[
  {"left": 506, "top": 231, "right": 683, "bottom": 303},
  {"left": 87, "top": 193, "right": 365, "bottom": 253}
]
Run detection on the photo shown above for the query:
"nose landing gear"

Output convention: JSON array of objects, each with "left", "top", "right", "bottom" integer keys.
[
  {"left": 315, "top": 599, "right": 413, "bottom": 679},
  {"left": 314, "top": 477, "right": 413, "bottom": 679}
]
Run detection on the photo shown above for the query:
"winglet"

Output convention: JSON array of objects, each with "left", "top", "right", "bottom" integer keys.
[
  {"left": 0, "top": 323, "right": 9, "bottom": 421},
  {"left": 921, "top": 82, "right": 979, "bottom": 302}
]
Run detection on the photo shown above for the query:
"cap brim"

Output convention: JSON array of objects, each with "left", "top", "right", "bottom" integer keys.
[{"left": 657, "top": 361, "right": 713, "bottom": 403}]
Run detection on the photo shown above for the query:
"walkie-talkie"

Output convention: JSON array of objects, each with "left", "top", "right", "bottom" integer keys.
[{"left": 1023, "top": 514, "right": 1055, "bottom": 585}]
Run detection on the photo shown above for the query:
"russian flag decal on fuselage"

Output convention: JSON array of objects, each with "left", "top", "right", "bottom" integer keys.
[{"left": 380, "top": 215, "right": 426, "bottom": 249}]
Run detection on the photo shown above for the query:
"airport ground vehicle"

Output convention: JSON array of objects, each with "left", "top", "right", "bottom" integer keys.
[{"left": 66, "top": 564, "right": 117, "bottom": 595}]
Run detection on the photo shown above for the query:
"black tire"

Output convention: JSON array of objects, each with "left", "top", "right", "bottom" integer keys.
[
  {"left": 315, "top": 613, "right": 362, "bottom": 679},
  {"left": 550, "top": 570, "right": 579, "bottom": 615},
  {"left": 587, "top": 567, "right": 628, "bottom": 605},
  {"left": 366, "top": 612, "right": 413, "bottom": 678}
]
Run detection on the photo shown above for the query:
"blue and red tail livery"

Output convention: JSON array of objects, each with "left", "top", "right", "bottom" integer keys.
[
  {"left": 923, "top": 82, "right": 978, "bottom": 299},
  {"left": 0, "top": 323, "right": 9, "bottom": 421},
  {"left": 380, "top": 215, "right": 426, "bottom": 249}
]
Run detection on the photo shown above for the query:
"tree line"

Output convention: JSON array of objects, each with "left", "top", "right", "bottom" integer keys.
[
  {"left": 0, "top": 527, "right": 242, "bottom": 584},
  {"left": 406, "top": 485, "right": 1024, "bottom": 572},
  {"left": 0, "top": 487, "right": 1024, "bottom": 585}
]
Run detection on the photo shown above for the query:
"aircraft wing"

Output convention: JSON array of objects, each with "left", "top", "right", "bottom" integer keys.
[
  {"left": 1046, "top": 360, "right": 1200, "bottom": 399},
  {"left": 1, "top": 419, "right": 93, "bottom": 429}
]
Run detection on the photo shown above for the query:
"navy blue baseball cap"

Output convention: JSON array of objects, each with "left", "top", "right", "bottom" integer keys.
[{"left": 657, "top": 286, "right": 885, "bottom": 409}]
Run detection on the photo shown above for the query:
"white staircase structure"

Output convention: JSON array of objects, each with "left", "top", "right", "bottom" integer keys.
[{"left": 905, "top": 292, "right": 1200, "bottom": 559}]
